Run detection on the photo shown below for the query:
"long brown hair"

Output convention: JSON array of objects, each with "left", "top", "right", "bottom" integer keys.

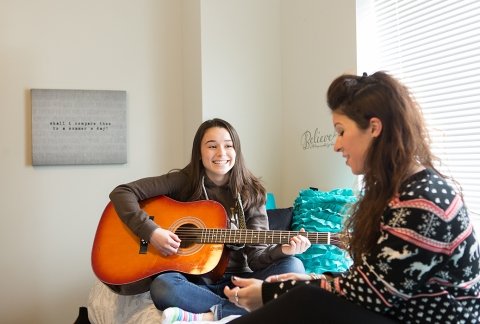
[
  {"left": 327, "top": 71, "right": 438, "bottom": 264},
  {"left": 179, "top": 118, "right": 266, "bottom": 210}
]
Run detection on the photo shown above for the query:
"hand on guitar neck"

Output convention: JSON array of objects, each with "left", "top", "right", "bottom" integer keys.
[{"left": 280, "top": 228, "right": 311, "bottom": 255}]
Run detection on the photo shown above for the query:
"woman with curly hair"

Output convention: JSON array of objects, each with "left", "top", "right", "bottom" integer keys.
[{"left": 225, "top": 72, "right": 480, "bottom": 323}]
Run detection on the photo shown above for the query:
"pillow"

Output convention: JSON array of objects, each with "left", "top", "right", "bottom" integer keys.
[
  {"left": 266, "top": 192, "right": 277, "bottom": 210},
  {"left": 266, "top": 207, "right": 293, "bottom": 231},
  {"left": 291, "top": 188, "right": 356, "bottom": 274}
]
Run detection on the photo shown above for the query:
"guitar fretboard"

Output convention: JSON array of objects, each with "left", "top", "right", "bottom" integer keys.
[{"left": 175, "top": 228, "right": 338, "bottom": 245}]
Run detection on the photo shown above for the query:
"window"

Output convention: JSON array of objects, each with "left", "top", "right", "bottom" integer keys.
[{"left": 356, "top": 0, "right": 480, "bottom": 231}]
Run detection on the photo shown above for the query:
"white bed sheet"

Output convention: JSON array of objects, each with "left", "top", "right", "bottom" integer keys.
[
  {"left": 87, "top": 279, "right": 240, "bottom": 324},
  {"left": 87, "top": 279, "right": 163, "bottom": 324}
]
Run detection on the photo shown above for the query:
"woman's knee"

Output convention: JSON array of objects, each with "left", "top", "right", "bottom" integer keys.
[
  {"left": 150, "top": 272, "right": 184, "bottom": 309},
  {"left": 282, "top": 256, "right": 305, "bottom": 273}
]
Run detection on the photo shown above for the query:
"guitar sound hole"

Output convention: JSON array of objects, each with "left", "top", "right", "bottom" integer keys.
[{"left": 176, "top": 223, "right": 199, "bottom": 249}]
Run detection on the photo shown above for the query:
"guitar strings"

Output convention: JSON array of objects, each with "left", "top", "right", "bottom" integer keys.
[
  {"left": 173, "top": 229, "right": 337, "bottom": 237},
  {"left": 173, "top": 228, "right": 334, "bottom": 237},
  {"left": 172, "top": 228, "right": 342, "bottom": 245}
]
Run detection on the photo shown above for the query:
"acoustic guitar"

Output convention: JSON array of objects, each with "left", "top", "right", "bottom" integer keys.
[{"left": 91, "top": 195, "right": 345, "bottom": 295}]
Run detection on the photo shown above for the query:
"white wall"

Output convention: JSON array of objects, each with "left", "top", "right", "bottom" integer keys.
[
  {"left": 199, "top": 0, "right": 357, "bottom": 207},
  {"left": 280, "top": 0, "right": 357, "bottom": 205},
  {"left": 200, "top": 0, "right": 284, "bottom": 197},
  {"left": 182, "top": 0, "right": 203, "bottom": 161},
  {"left": 0, "top": 0, "right": 356, "bottom": 322},
  {"left": 0, "top": 1, "right": 184, "bottom": 323}
]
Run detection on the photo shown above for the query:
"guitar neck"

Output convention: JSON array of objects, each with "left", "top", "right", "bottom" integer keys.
[{"left": 176, "top": 228, "right": 338, "bottom": 245}]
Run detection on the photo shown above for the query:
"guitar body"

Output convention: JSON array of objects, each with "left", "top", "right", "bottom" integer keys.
[{"left": 91, "top": 196, "right": 229, "bottom": 295}]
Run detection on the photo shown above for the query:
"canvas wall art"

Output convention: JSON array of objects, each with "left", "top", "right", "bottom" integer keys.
[{"left": 31, "top": 89, "right": 127, "bottom": 165}]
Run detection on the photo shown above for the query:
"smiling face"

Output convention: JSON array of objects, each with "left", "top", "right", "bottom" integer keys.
[
  {"left": 200, "top": 126, "right": 236, "bottom": 186},
  {"left": 332, "top": 112, "right": 381, "bottom": 175}
]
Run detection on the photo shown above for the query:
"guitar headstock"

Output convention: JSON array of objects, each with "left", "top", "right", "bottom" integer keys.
[{"left": 331, "top": 232, "right": 351, "bottom": 250}]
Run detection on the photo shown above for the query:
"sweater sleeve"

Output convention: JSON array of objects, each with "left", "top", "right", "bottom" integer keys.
[
  {"left": 108, "top": 172, "right": 188, "bottom": 241},
  {"left": 262, "top": 278, "right": 334, "bottom": 304}
]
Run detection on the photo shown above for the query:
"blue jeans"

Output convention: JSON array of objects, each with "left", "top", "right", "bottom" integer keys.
[{"left": 150, "top": 256, "right": 305, "bottom": 320}]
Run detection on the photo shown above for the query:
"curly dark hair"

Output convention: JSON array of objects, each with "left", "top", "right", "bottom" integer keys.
[{"left": 327, "top": 71, "right": 440, "bottom": 264}]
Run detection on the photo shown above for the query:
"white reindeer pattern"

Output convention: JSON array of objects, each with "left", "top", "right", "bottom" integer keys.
[
  {"left": 470, "top": 239, "right": 480, "bottom": 262},
  {"left": 378, "top": 245, "right": 418, "bottom": 262},
  {"left": 451, "top": 241, "right": 466, "bottom": 267},
  {"left": 377, "top": 232, "right": 389, "bottom": 244},
  {"left": 404, "top": 255, "right": 443, "bottom": 280}
]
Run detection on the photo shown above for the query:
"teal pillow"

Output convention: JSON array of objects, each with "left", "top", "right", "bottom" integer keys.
[
  {"left": 291, "top": 188, "right": 355, "bottom": 274},
  {"left": 266, "top": 192, "right": 277, "bottom": 210}
]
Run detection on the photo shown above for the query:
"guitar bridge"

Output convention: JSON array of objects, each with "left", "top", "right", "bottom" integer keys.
[
  {"left": 139, "top": 216, "right": 154, "bottom": 254},
  {"left": 139, "top": 239, "right": 148, "bottom": 254}
]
